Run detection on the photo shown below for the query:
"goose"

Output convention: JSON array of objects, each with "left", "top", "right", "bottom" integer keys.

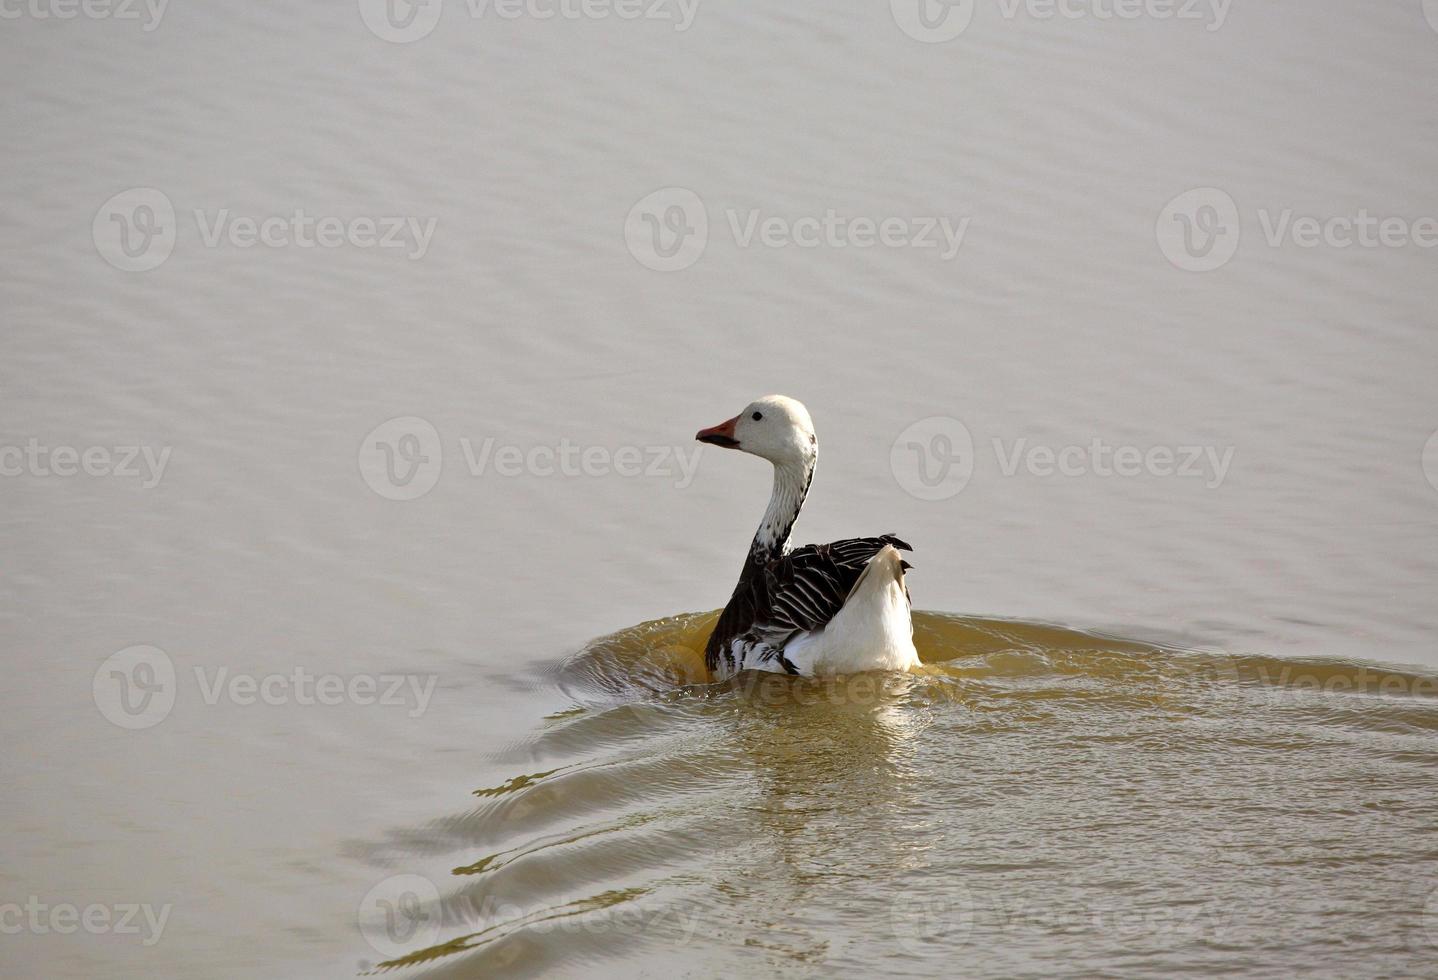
[{"left": 695, "top": 395, "right": 920, "bottom": 678}]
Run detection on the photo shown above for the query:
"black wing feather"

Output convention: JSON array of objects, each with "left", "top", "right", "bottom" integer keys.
[{"left": 704, "top": 534, "right": 912, "bottom": 673}]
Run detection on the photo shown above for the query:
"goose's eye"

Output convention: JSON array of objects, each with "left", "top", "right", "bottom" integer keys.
[{"left": 751, "top": 412, "right": 763, "bottom": 421}]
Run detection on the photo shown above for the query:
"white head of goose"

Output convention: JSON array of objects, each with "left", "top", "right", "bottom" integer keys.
[{"left": 695, "top": 395, "right": 920, "bottom": 678}]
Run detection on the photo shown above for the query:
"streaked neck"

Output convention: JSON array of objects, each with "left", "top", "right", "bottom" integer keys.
[{"left": 749, "top": 457, "right": 814, "bottom": 563}]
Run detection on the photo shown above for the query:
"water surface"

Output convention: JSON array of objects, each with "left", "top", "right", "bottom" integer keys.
[
  {"left": 2, "top": 0, "right": 1437, "bottom": 977},
  {"left": 354, "top": 613, "right": 1438, "bottom": 977}
]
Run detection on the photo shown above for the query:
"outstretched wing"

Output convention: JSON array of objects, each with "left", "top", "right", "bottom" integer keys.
[{"left": 704, "top": 534, "right": 912, "bottom": 674}]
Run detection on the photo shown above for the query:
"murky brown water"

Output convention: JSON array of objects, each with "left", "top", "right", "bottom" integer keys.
[
  {"left": 355, "top": 614, "right": 1438, "bottom": 977},
  {"left": 3, "top": 0, "right": 1438, "bottom": 977}
]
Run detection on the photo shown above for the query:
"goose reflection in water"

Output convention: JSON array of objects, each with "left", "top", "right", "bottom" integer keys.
[{"left": 348, "top": 611, "right": 1438, "bottom": 977}]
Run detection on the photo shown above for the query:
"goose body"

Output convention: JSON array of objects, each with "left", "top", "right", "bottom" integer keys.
[{"left": 695, "top": 395, "right": 920, "bottom": 679}]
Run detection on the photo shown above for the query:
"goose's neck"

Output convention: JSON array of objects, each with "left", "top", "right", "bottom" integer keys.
[{"left": 749, "top": 457, "right": 814, "bottom": 564}]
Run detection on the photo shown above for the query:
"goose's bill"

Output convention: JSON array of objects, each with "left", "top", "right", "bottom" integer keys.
[{"left": 696, "top": 415, "right": 741, "bottom": 449}]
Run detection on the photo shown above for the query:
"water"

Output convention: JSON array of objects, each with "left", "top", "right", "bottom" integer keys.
[{"left": 3, "top": 0, "right": 1437, "bottom": 977}]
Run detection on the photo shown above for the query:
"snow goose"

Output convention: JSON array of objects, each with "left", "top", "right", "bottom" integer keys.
[{"left": 695, "top": 395, "right": 919, "bottom": 678}]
